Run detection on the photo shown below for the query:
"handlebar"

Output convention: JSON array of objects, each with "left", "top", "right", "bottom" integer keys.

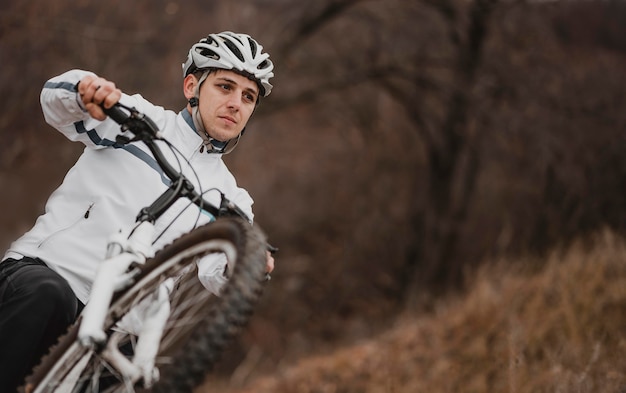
[
  {"left": 103, "top": 104, "right": 161, "bottom": 139},
  {"left": 102, "top": 104, "right": 131, "bottom": 125}
]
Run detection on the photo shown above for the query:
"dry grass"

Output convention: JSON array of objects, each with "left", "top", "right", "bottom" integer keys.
[{"left": 201, "top": 230, "right": 626, "bottom": 393}]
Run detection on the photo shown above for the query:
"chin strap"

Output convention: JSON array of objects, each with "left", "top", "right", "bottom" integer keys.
[{"left": 189, "top": 71, "right": 242, "bottom": 155}]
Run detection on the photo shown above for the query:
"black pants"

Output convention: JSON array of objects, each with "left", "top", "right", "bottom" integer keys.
[{"left": 0, "top": 257, "right": 84, "bottom": 392}]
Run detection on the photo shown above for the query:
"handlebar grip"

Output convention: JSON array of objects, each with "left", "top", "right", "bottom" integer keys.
[{"left": 103, "top": 104, "right": 130, "bottom": 125}]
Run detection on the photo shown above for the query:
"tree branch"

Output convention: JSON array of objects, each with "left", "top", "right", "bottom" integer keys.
[{"left": 278, "top": 0, "right": 370, "bottom": 57}]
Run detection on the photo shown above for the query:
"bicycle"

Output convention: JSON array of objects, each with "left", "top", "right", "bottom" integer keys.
[{"left": 20, "top": 103, "right": 273, "bottom": 393}]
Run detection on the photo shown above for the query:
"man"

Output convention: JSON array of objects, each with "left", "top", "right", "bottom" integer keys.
[{"left": 0, "top": 31, "right": 275, "bottom": 391}]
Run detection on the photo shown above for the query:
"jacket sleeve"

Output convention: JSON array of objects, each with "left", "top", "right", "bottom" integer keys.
[{"left": 40, "top": 69, "right": 141, "bottom": 149}]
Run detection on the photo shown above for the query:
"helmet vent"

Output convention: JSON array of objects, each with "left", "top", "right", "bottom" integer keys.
[
  {"left": 197, "top": 47, "right": 220, "bottom": 61},
  {"left": 203, "top": 36, "right": 217, "bottom": 46},
  {"left": 228, "top": 33, "right": 244, "bottom": 45},
  {"left": 222, "top": 39, "right": 245, "bottom": 62},
  {"left": 247, "top": 37, "right": 258, "bottom": 55}
]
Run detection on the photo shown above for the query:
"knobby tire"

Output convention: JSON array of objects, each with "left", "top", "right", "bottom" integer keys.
[{"left": 22, "top": 217, "right": 268, "bottom": 393}]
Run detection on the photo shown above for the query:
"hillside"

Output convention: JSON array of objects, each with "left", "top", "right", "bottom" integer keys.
[{"left": 198, "top": 231, "right": 626, "bottom": 393}]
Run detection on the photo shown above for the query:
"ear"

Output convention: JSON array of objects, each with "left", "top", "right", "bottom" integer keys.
[{"left": 183, "top": 74, "right": 197, "bottom": 100}]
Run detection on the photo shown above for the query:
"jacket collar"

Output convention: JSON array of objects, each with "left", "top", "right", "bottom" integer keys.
[{"left": 181, "top": 108, "right": 197, "bottom": 134}]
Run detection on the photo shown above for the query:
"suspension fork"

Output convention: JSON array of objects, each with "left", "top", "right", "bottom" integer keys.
[
  {"left": 101, "top": 282, "right": 172, "bottom": 387},
  {"left": 78, "top": 221, "right": 155, "bottom": 347},
  {"left": 77, "top": 220, "right": 174, "bottom": 385}
]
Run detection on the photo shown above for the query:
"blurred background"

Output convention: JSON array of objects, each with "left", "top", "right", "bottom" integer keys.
[{"left": 1, "top": 0, "right": 625, "bottom": 390}]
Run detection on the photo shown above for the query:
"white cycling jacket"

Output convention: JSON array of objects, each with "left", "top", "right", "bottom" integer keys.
[{"left": 3, "top": 69, "right": 254, "bottom": 304}]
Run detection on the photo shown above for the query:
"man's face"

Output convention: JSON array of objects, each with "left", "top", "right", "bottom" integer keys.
[{"left": 196, "top": 70, "right": 259, "bottom": 142}]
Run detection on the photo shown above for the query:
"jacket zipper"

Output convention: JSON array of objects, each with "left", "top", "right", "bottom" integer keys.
[
  {"left": 84, "top": 203, "right": 94, "bottom": 218},
  {"left": 38, "top": 203, "right": 94, "bottom": 248}
]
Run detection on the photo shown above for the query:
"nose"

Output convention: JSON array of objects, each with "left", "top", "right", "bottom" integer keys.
[{"left": 226, "top": 92, "right": 242, "bottom": 110}]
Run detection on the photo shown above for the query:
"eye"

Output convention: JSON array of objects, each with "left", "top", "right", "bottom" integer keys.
[
  {"left": 243, "top": 92, "right": 256, "bottom": 103},
  {"left": 217, "top": 83, "right": 231, "bottom": 91}
]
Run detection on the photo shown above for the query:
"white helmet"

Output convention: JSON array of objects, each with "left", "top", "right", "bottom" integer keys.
[{"left": 182, "top": 31, "right": 274, "bottom": 97}]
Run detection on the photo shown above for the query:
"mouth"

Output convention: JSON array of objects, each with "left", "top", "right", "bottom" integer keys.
[{"left": 219, "top": 115, "right": 237, "bottom": 125}]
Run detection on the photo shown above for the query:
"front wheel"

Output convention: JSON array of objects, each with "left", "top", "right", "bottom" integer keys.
[{"left": 24, "top": 218, "right": 268, "bottom": 393}]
